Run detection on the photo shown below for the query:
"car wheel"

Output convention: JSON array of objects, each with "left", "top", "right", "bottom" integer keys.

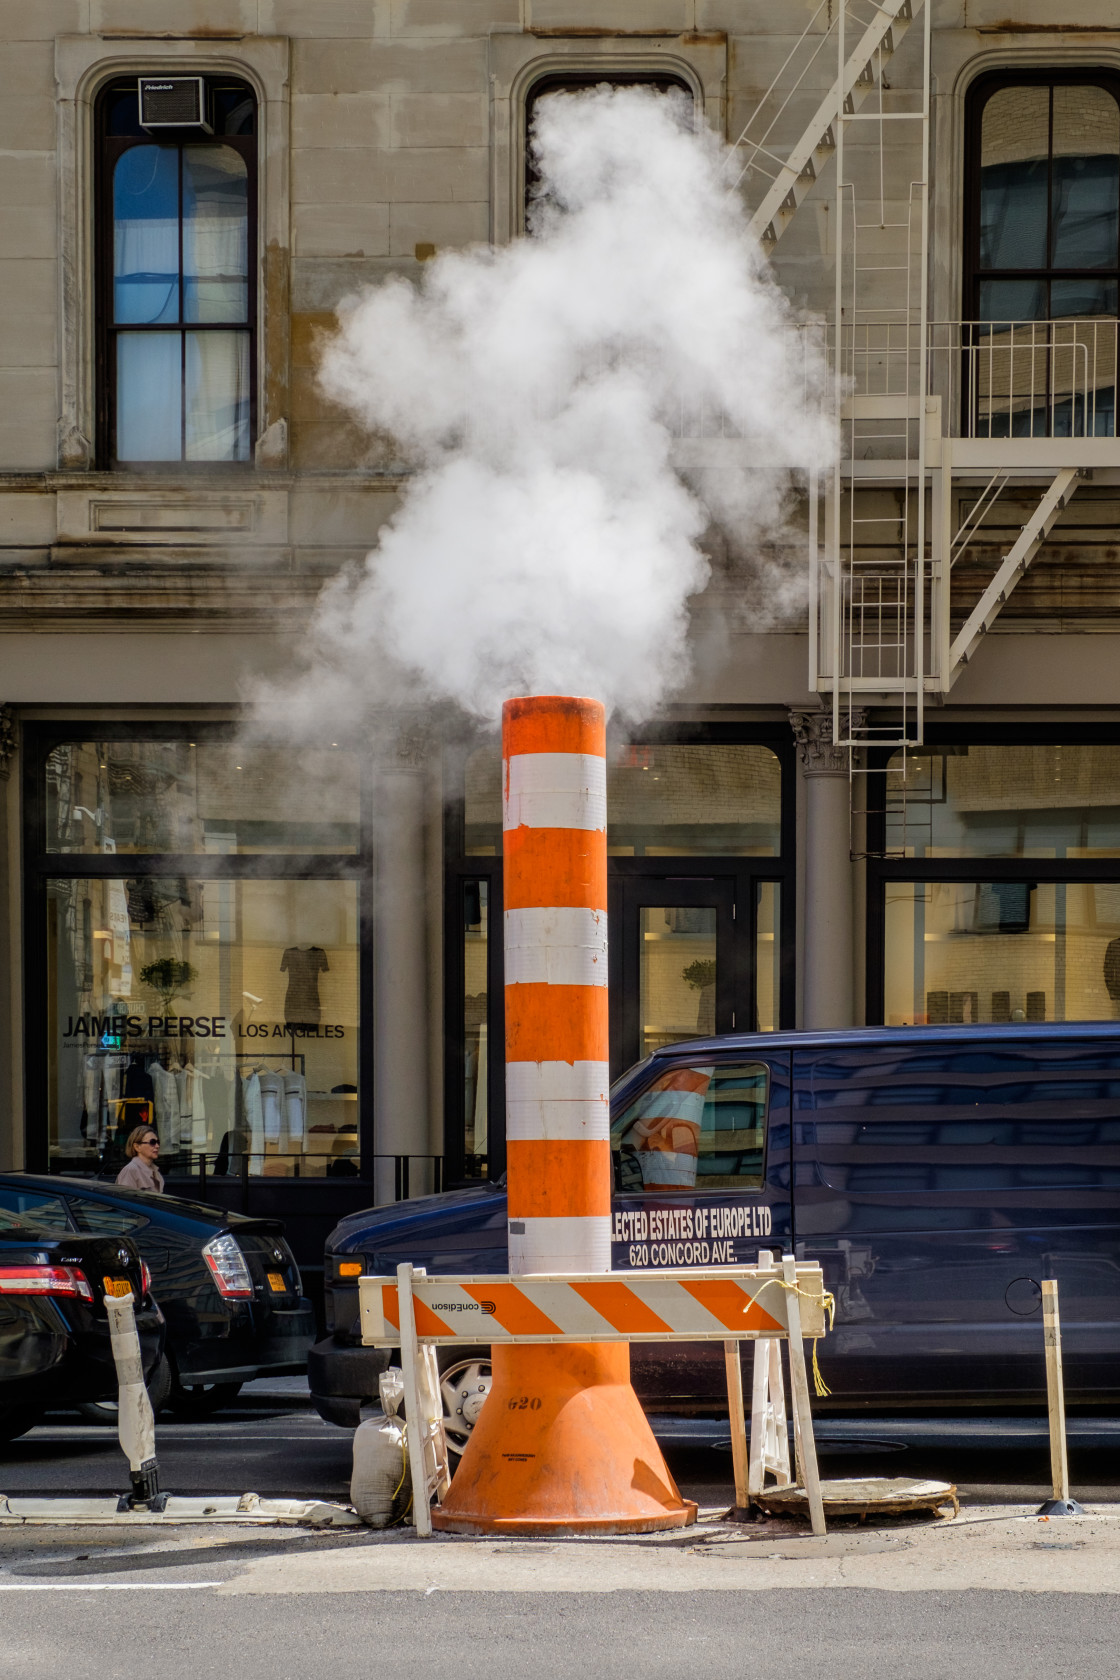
[
  {"left": 168, "top": 1378, "right": 243, "bottom": 1418},
  {"left": 75, "top": 1353, "right": 174, "bottom": 1425},
  {"left": 0, "top": 1405, "right": 36, "bottom": 1444},
  {"left": 437, "top": 1346, "right": 492, "bottom": 1457}
]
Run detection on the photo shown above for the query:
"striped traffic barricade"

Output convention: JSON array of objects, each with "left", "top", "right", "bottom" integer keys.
[{"left": 360, "top": 1249, "right": 829, "bottom": 1536}]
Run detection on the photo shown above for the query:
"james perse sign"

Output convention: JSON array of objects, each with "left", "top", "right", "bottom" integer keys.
[{"left": 138, "top": 77, "right": 211, "bottom": 131}]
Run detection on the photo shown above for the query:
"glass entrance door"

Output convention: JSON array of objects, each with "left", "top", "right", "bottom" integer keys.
[{"left": 609, "top": 878, "right": 740, "bottom": 1080}]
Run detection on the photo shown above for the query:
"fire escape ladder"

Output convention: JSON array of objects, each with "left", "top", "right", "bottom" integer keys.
[
  {"left": 947, "top": 468, "right": 1080, "bottom": 682},
  {"left": 743, "top": 0, "right": 922, "bottom": 254}
]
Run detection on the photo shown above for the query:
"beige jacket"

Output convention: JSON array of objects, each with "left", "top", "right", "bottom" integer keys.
[{"left": 115, "top": 1157, "right": 164, "bottom": 1193}]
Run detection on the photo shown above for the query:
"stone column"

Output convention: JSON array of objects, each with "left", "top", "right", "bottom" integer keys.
[
  {"left": 373, "top": 723, "right": 432, "bottom": 1204},
  {"left": 789, "top": 709, "right": 865, "bottom": 1030}
]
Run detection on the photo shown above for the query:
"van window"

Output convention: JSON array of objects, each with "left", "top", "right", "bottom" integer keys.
[
  {"left": 807, "top": 1044, "right": 1120, "bottom": 1193},
  {"left": 612, "top": 1062, "right": 768, "bottom": 1192}
]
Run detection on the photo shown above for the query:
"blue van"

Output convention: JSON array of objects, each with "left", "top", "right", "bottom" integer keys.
[{"left": 311, "top": 1023, "right": 1120, "bottom": 1432}]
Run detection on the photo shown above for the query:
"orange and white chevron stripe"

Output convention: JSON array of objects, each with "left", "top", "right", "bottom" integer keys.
[
  {"left": 502, "top": 695, "right": 610, "bottom": 1275},
  {"left": 359, "top": 1264, "right": 828, "bottom": 1345}
]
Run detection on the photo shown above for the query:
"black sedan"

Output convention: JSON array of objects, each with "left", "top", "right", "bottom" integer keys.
[
  {"left": 0, "top": 1199, "right": 163, "bottom": 1442},
  {"left": 0, "top": 1175, "right": 314, "bottom": 1417}
]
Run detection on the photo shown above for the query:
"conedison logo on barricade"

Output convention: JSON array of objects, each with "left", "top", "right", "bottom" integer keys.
[{"left": 432, "top": 1300, "right": 497, "bottom": 1314}]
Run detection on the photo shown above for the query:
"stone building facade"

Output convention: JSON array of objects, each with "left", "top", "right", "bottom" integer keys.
[{"left": 3, "top": 1, "right": 1120, "bottom": 1281}]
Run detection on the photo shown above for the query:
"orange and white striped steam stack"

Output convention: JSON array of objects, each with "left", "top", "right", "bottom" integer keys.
[
  {"left": 503, "top": 694, "right": 611, "bottom": 1274},
  {"left": 433, "top": 696, "right": 696, "bottom": 1535}
]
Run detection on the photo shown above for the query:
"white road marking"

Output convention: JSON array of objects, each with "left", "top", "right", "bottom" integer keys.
[{"left": 0, "top": 1582, "right": 221, "bottom": 1591}]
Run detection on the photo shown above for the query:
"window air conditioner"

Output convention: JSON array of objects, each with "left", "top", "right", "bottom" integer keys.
[{"left": 138, "top": 77, "right": 212, "bottom": 132}]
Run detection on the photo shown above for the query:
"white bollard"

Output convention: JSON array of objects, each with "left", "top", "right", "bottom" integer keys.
[
  {"left": 1037, "top": 1278, "right": 1084, "bottom": 1517},
  {"left": 105, "top": 1291, "right": 165, "bottom": 1511}
]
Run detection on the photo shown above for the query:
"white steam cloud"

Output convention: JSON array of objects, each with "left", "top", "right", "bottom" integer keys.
[{"left": 261, "top": 86, "right": 834, "bottom": 729}]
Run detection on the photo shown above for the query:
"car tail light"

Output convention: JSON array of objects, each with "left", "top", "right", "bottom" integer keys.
[
  {"left": 0, "top": 1264, "right": 93, "bottom": 1301},
  {"left": 140, "top": 1259, "right": 152, "bottom": 1295},
  {"left": 202, "top": 1233, "right": 253, "bottom": 1299}
]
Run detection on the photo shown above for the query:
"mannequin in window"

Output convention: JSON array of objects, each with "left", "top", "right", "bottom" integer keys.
[
  {"left": 281, "top": 945, "right": 328, "bottom": 1028},
  {"left": 1105, "top": 936, "right": 1120, "bottom": 1016}
]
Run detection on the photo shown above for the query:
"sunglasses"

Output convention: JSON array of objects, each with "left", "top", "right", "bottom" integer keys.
[{"left": 140, "top": 1137, "right": 160, "bottom": 1148}]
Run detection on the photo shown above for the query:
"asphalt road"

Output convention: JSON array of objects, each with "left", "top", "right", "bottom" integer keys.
[
  {"left": 5, "top": 1584, "right": 1120, "bottom": 1680},
  {"left": 4, "top": 1391, "right": 1120, "bottom": 1679}
]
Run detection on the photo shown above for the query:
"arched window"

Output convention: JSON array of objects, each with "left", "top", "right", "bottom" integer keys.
[
  {"left": 97, "top": 77, "right": 257, "bottom": 466},
  {"left": 966, "top": 73, "right": 1120, "bottom": 325}
]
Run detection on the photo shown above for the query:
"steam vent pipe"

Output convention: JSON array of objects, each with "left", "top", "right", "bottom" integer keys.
[{"left": 432, "top": 695, "right": 697, "bottom": 1535}]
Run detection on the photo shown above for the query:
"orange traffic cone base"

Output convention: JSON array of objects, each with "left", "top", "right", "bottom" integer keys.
[{"left": 432, "top": 1343, "right": 697, "bottom": 1536}]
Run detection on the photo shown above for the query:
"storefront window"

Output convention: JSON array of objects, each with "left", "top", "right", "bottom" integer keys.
[
  {"left": 47, "top": 876, "right": 360, "bottom": 1177},
  {"left": 30, "top": 729, "right": 366, "bottom": 1182},
  {"left": 639, "top": 905, "right": 718, "bottom": 1058},
  {"left": 46, "top": 741, "right": 359, "bottom": 855},
  {"left": 884, "top": 880, "right": 1120, "bottom": 1025},
  {"left": 885, "top": 744, "right": 1120, "bottom": 857},
  {"left": 465, "top": 742, "right": 782, "bottom": 857}
]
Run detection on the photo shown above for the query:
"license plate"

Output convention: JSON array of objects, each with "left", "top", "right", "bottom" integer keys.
[
  {"left": 103, "top": 1277, "right": 133, "bottom": 1298},
  {"left": 267, "top": 1272, "right": 287, "bottom": 1294}
]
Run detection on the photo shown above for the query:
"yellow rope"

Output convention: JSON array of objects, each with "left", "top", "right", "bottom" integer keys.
[
  {"left": 750, "top": 1275, "right": 836, "bottom": 1399},
  {"left": 390, "top": 1423, "right": 412, "bottom": 1525}
]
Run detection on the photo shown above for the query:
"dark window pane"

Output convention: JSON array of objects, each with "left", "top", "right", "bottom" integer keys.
[
  {"left": 980, "top": 86, "right": 1050, "bottom": 270},
  {"left": 106, "top": 87, "right": 145, "bottom": 138},
  {"left": 183, "top": 146, "right": 248, "bottom": 323},
  {"left": 1050, "top": 278, "right": 1118, "bottom": 317},
  {"left": 978, "top": 278, "right": 1048, "bottom": 323},
  {"left": 116, "top": 332, "right": 181, "bottom": 461},
  {"left": 212, "top": 88, "right": 256, "bottom": 135},
  {"left": 1051, "top": 85, "right": 1119, "bottom": 268},
  {"left": 612, "top": 1062, "right": 767, "bottom": 1192},
  {"left": 113, "top": 146, "right": 180, "bottom": 325}
]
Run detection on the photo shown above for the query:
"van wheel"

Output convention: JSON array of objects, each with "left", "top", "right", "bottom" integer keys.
[
  {"left": 436, "top": 1346, "right": 492, "bottom": 1456},
  {"left": 76, "top": 1354, "right": 173, "bottom": 1424}
]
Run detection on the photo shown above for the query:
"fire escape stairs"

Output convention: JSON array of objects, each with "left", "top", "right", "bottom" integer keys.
[
  {"left": 745, "top": 0, "right": 922, "bottom": 254},
  {"left": 947, "top": 467, "right": 1081, "bottom": 683}
]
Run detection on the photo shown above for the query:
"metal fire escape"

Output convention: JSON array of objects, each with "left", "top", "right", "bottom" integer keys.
[{"left": 730, "top": 1, "right": 1113, "bottom": 758}]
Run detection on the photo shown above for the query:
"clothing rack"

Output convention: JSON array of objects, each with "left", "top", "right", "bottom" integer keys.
[{"left": 231, "top": 1050, "right": 306, "bottom": 1073}]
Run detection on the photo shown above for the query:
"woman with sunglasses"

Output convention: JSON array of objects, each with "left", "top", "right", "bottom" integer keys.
[{"left": 116, "top": 1126, "right": 165, "bottom": 1193}]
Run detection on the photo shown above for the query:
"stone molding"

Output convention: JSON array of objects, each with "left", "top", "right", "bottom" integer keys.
[
  {"left": 55, "top": 35, "right": 291, "bottom": 473},
  {"left": 789, "top": 707, "right": 868, "bottom": 777}
]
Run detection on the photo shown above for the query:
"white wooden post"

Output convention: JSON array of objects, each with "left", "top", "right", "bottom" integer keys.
[
  {"left": 397, "top": 1262, "right": 433, "bottom": 1537},
  {"left": 723, "top": 1341, "right": 749, "bottom": 1512},
  {"left": 782, "top": 1251, "right": 826, "bottom": 1536},
  {"left": 1039, "top": 1278, "right": 1083, "bottom": 1516}
]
